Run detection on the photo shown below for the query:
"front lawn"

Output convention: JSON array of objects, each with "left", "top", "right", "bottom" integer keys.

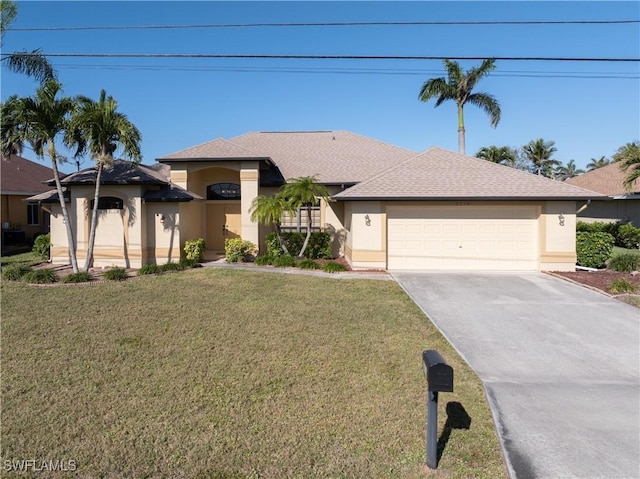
[{"left": 1, "top": 268, "right": 506, "bottom": 478}]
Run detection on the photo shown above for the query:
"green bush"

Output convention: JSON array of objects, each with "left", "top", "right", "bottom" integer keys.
[
  {"left": 2, "top": 264, "right": 32, "bottom": 281},
  {"left": 609, "top": 278, "right": 638, "bottom": 294},
  {"left": 576, "top": 232, "right": 615, "bottom": 269},
  {"left": 607, "top": 252, "right": 640, "bottom": 273},
  {"left": 103, "top": 267, "right": 127, "bottom": 281},
  {"left": 184, "top": 238, "right": 206, "bottom": 262},
  {"left": 298, "top": 258, "right": 319, "bottom": 270},
  {"left": 272, "top": 254, "right": 296, "bottom": 268},
  {"left": 254, "top": 255, "right": 273, "bottom": 266},
  {"left": 62, "top": 272, "right": 93, "bottom": 283},
  {"left": 265, "top": 231, "right": 333, "bottom": 259},
  {"left": 32, "top": 233, "right": 50, "bottom": 259},
  {"left": 618, "top": 223, "right": 640, "bottom": 250},
  {"left": 225, "top": 238, "right": 257, "bottom": 263},
  {"left": 322, "top": 261, "right": 347, "bottom": 273},
  {"left": 161, "top": 261, "right": 183, "bottom": 272},
  {"left": 138, "top": 264, "right": 161, "bottom": 275},
  {"left": 22, "top": 268, "right": 56, "bottom": 284},
  {"left": 179, "top": 257, "right": 198, "bottom": 269}
]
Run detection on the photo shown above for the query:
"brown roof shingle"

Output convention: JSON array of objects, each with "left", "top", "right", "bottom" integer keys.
[
  {"left": 334, "top": 147, "right": 605, "bottom": 200},
  {"left": 1, "top": 155, "right": 54, "bottom": 195},
  {"left": 564, "top": 162, "right": 638, "bottom": 196}
]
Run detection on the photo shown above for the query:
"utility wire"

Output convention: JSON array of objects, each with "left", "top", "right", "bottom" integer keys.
[
  {"left": 4, "top": 53, "right": 637, "bottom": 62},
  {"left": 6, "top": 19, "right": 640, "bottom": 31}
]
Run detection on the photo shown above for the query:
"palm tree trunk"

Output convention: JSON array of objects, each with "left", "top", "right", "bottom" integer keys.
[
  {"left": 457, "top": 104, "right": 465, "bottom": 155},
  {"left": 298, "top": 205, "right": 313, "bottom": 258},
  {"left": 83, "top": 162, "right": 104, "bottom": 272},
  {"left": 49, "top": 151, "right": 79, "bottom": 273},
  {"left": 274, "top": 224, "right": 290, "bottom": 256}
]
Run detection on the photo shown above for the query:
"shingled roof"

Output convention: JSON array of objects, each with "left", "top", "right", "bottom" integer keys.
[
  {"left": 564, "top": 162, "right": 638, "bottom": 196},
  {"left": 158, "top": 131, "right": 417, "bottom": 184},
  {"left": 333, "top": 147, "right": 604, "bottom": 201},
  {"left": 1, "top": 155, "right": 54, "bottom": 195}
]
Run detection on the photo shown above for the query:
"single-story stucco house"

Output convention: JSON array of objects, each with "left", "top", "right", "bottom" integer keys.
[
  {"left": 564, "top": 162, "right": 639, "bottom": 227},
  {"left": 30, "top": 130, "right": 604, "bottom": 271}
]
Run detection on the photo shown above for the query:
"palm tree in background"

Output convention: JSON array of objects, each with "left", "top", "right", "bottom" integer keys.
[
  {"left": 522, "top": 138, "right": 560, "bottom": 177},
  {"left": 1, "top": 0, "right": 56, "bottom": 83},
  {"left": 419, "top": 59, "right": 501, "bottom": 155},
  {"left": 250, "top": 194, "right": 291, "bottom": 256},
  {"left": 586, "top": 156, "right": 610, "bottom": 171},
  {"left": 613, "top": 141, "right": 640, "bottom": 191},
  {"left": 612, "top": 141, "right": 640, "bottom": 163},
  {"left": 475, "top": 145, "right": 516, "bottom": 166},
  {"left": 280, "top": 176, "right": 330, "bottom": 258},
  {"left": 1, "top": 80, "right": 79, "bottom": 272},
  {"left": 554, "top": 159, "right": 585, "bottom": 181},
  {"left": 68, "top": 89, "right": 142, "bottom": 272}
]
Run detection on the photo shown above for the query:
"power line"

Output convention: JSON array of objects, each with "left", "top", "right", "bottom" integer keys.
[
  {"left": 3, "top": 53, "right": 638, "bottom": 62},
  {"left": 6, "top": 19, "right": 640, "bottom": 31}
]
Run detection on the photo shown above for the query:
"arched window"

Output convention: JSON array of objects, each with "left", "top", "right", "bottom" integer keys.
[
  {"left": 90, "top": 196, "right": 123, "bottom": 210},
  {"left": 207, "top": 183, "right": 241, "bottom": 200}
]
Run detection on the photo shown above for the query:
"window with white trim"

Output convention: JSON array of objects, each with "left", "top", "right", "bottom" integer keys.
[{"left": 281, "top": 206, "right": 321, "bottom": 232}]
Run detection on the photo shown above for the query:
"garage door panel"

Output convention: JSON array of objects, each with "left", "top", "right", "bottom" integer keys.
[{"left": 387, "top": 206, "right": 539, "bottom": 271}]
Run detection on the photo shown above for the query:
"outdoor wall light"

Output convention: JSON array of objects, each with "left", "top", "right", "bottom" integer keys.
[
  {"left": 558, "top": 213, "right": 565, "bottom": 226},
  {"left": 159, "top": 214, "right": 166, "bottom": 225},
  {"left": 364, "top": 214, "right": 371, "bottom": 226}
]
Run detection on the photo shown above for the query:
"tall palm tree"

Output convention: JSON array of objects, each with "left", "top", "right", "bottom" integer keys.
[
  {"left": 615, "top": 143, "right": 640, "bottom": 191},
  {"left": 419, "top": 59, "right": 501, "bottom": 155},
  {"left": 522, "top": 138, "right": 560, "bottom": 177},
  {"left": 1, "top": 80, "right": 79, "bottom": 272},
  {"left": 612, "top": 141, "right": 640, "bottom": 163},
  {"left": 554, "top": 159, "right": 585, "bottom": 181},
  {"left": 586, "top": 156, "right": 610, "bottom": 171},
  {"left": 280, "top": 176, "right": 330, "bottom": 258},
  {"left": 1, "top": 0, "right": 55, "bottom": 83},
  {"left": 475, "top": 145, "right": 516, "bottom": 166},
  {"left": 250, "top": 194, "right": 291, "bottom": 256},
  {"left": 68, "top": 89, "right": 142, "bottom": 272}
]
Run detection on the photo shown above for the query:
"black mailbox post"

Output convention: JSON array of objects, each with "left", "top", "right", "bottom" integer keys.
[{"left": 422, "top": 350, "right": 454, "bottom": 469}]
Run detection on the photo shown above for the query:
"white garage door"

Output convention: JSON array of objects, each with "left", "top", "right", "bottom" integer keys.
[{"left": 387, "top": 205, "right": 539, "bottom": 271}]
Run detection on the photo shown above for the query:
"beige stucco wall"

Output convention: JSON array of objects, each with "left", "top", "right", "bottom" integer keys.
[
  {"left": 145, "top": 203, "right": 181, "bottom": 265},
  {"left": 343, "top": 201, "right": 387, "bottom": 269},
  {"left": 539, "top": 201, "right": 577, "bottom": 271}
]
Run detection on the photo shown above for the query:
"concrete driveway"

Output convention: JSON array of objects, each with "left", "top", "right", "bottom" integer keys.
[{"left": 393, "top": 272, "right": 639, "bottom": 479}]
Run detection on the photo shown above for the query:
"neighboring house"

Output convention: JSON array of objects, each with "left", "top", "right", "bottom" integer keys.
[
  {"left": 31, "top": 131, "right": 603, "bottom": 271},
  {"left": 1, "top": 154, "right": 53, "bottom": 251},
  {"left": 565, "top": 162, "right": 640, "bottom": 226}
]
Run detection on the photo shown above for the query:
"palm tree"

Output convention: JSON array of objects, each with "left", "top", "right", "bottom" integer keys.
[
  {"left": 1, "top": 80, "right": 79, "bottom": 272},
  {"left": 250, "top": 194, "right": 291, "bottom": 256},
  {"left": 586, "top": 156, "right": 610, "bottom": 171},
  {"left": 1, "top": 0, "right": 56, "bottom": 83},
  {"left": 280, "top": 176, "right": 330, "bottom": 258},
  {"left": 475, "top": 145, "right": 516, "bottom": 166},
  {"left": 554, "top": 160, "right": 585, "bottom": 181},
  {"left": 612, "top": 141, "right": 640, "bottom": 163},
  {"left": 522, "top": 138, "right": 560, "bottom": 177},
  {"left": 419, "top": 59, "right": 501, "bottom": 155},
  {"left": 68, "top": 89, "right": 142, "bottom": 272},
  {"left": 615, "top": 143, "right": 640, "bottom": 191}
]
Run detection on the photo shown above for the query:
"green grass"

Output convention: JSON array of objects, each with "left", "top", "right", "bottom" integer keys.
[
  {"left": 0, "top": 251, "right": 41, "bottom": 269},
  {"left": 612, "top": 246, "right": 640, "bottom": 257},
  {"left": 1, "top": 268, "right": 506, "bottom": 479}
]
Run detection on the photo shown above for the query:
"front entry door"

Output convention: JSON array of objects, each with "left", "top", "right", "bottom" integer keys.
[{"left": 206, "top": 203, "right": 241, "bottom": 250}]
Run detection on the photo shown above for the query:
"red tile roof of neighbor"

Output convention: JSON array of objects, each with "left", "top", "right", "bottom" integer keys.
[
  {"left": 564, "top": 162, "right": 638, "bottom": 196},
  {"left": 1, "top": 155, "right": 54, "bottom": 195}
]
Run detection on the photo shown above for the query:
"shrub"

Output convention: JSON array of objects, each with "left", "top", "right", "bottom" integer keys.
[
  {"left": 265, "top": 231, "right": 333, "bottom": 259},
  {"left": 138, "top": 264, "right": 161, "bottom": 275},
  {"left": 184, "top": 238, "right": 206, "bottom": 262},
  {"left": 62, "top": 272, "right": 93, "bottom": 283},
  {"left": 179, "top": 257, "right": 198, "bottom": 269},
  {"left": 32, "top": 233, "right": 50, "bottom": 259},
  {"left": 161, "top": 261, "right": 183, "bottom": 272},
  {"left": 254, "top": 255, "right": 273, "bottom": 266},
  {"left": 2, "top": 264, "right": 32, "bottom": 281},
  {"left": 22, "top": 268, "right": 56, "bottom": 284},
  {"left": 618, "top": 223, "right": 640, "bottom": 250},
  {"left": 272, "top": 254, "right": 296, "bottom": 268},
  {"left": 607, "top": 252, "right": 640, "bottom": 273},
  {"left": 298, "top": 258, "right": 319, "bottom": 270},
  {"left": 609, "top": 278, "right": 639, "bottom": 294},
  {"left": 576, "top": 232, "right": 615, "bottom": 269},
  {"left": 322, "top": 261, "right": 347, "bottom": 273},
  {"left": 265, "top": 233, "right": 284, "bottom": 258},
  {"left": 103, "top": 267, "right": 127, "bottom": 281},
  {"left": 225, "top": 238, "right": 257, "bottom": 263}
]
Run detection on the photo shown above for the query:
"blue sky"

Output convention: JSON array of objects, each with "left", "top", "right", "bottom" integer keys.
[{"left": 2, "top": 1, "right": 639, "bottom": 174}]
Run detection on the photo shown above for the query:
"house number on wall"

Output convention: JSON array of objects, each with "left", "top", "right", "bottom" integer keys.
[{"left": 455, "top": 201, "right": 470, "bottom": 206}]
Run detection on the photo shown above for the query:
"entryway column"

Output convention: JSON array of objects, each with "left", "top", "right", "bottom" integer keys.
[{"left": 240, "top": 163, "right": 260, "bottom": 246}]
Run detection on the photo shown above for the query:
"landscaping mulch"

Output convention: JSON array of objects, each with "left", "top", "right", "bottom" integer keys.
[{"left": 550, "top": 270, "right": 640, "bottom": 295}]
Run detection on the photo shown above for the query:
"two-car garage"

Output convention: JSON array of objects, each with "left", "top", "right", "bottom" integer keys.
[{"left": 386, "top": 204, "right": 540, "bottom": 271}]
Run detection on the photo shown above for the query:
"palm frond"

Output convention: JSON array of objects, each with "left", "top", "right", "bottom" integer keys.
[
  {"left": 2, "top": 50, "right": 56, "bottom": 83},
  {"left": 467, "top": 92, "right": 501, "bottom": 127}
]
